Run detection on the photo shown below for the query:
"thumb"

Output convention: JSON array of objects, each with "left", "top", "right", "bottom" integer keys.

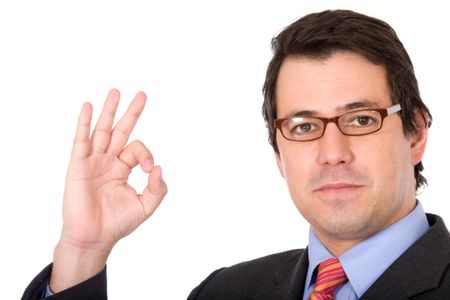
[{"left": 139, "top": 165, "right": 167, "bottom": 218}]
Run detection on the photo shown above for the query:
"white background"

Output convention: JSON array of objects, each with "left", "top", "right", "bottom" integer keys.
[{"left": 1, "top": 1, "right": 449, "bottom": 299}]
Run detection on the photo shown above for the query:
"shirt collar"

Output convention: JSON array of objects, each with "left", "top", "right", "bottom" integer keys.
[{"left": 305, "top": 201, "right": 429, "bottom": 297}]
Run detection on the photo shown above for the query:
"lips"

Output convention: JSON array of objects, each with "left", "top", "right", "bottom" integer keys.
[{"left": 314, "top": 183, "right": 364, "bottom": 192}]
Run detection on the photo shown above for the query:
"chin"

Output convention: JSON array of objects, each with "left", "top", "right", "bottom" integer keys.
[
  {"left": 313, "top": 208, "right": 377, "bottom": 239},
  {"left": 314, "top": 189, "right": 366, "bottom": 205}
]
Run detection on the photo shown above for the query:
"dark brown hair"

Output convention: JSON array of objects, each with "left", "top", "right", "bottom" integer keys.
[{"left": 262, "top": 9, "right": 432, "bottom": 190}]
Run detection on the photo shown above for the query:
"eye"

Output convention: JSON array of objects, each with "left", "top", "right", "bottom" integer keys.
[
  {"left": 288, "top": 119, "right": 322, "bottom": 136},
  {"left": 281, "top": 117, "right": 323, "bottom": 140},
  {"left": 348, "top": 114, "right": 378, "bottom": 127},
  {"left": 355, "top": 116, "right": 372, "bottom": 126},
  {"left": 293, "top": 123, "right": 314, "bottom": 133}
]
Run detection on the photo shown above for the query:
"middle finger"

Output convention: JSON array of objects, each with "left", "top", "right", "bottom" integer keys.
[{"left": 91, "top": 89, "right": 120, "bottom": 153}]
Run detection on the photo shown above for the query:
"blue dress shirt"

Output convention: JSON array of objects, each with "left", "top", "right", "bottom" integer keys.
[
  {"left": 43, "top": 284, "right": 52, "bottom": 297},
  {"left": 303, "top": 201, "right": 430, "bottom": 300}
]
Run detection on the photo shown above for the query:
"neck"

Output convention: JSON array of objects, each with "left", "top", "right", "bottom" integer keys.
[
  {"left": 313, "top": 200, "right": 417, "bottom": 257},
  {"left": 313, "top": 234, "right": 363, "bottom": 257}
]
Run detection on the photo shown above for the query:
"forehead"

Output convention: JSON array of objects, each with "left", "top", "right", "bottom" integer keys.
[{"left": 275, "top": 52, "right": 392, "bottom": 118}]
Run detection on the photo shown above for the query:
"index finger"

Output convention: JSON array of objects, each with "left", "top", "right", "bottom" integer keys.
[
  {"left": 71, "top": 102, "right": 93, "bottom": 160},
  {"left": 107, "top": 91, "right": 147, "bottom": 155}
]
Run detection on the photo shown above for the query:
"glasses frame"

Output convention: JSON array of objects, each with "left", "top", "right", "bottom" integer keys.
[{"left": 274, "top": 103, "right": 402, "bottom": 142}]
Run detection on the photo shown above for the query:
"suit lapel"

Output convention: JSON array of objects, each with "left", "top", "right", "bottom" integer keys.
[
  {"left": 271, "top": 247, "right": 309, "bottom": 300},
  {"left": 361, "top": 214, "right": 450, "bottom": 300}
]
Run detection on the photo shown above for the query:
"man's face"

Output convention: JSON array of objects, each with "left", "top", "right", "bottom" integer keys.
[{"left": 275, "top": 52, "right": 426, "bottom": 244}]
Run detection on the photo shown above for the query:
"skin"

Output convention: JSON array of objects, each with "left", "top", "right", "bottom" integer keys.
[
  {"left": 275, "top": 52, "right": 428, "bottom": 256},
  {"left": 50, "top": 89, "right": 168, "bottom": 292}
]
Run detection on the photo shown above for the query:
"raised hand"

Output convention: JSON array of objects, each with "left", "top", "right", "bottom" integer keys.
[{"left": 50, "top": 89, "right": 167, "bottom": 292}]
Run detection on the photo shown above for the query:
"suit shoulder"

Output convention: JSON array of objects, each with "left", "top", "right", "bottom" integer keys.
[
  {"left": 224, "top": 248, "right": 306, "bottom": 273},
  {"left": 188, "top": 249, "right": 306, "bottom": 299}
]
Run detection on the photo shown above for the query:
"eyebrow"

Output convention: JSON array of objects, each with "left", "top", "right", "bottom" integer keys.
[{"left": 287, "top": 99, "right": 381, "bottom": 118}]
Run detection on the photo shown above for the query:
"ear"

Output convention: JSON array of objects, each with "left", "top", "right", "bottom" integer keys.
[
  {"left": 410, "top": 110, "right": 429, "bottom": 166},
  {"left": 275, "top": 152, "right": 286, "bottom": 178}
]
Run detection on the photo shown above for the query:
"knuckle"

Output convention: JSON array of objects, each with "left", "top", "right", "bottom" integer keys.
[
  {"left": 94, "top": 127, "right": 110, "bottom": 134},
  {"left": 131, "top": 139, "right": 143, "bottom": 147},
  {"left": 114, "top": 126, "right": 129, "bottom": 136},
  {"left": 132, "top": 140, "right": 151, "bottom": 155},
  {"left": 160, "top": 181, "right": 168, "bottom": 195}
]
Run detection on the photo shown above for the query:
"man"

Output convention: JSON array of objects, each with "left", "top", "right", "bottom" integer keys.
[{"left": 22, "top": 9, "right": 450, "bottom": 300}]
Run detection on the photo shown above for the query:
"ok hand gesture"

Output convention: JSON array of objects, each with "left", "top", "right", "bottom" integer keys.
[{"left": 50, "top": 89, "right": 167, "bottom": 293}]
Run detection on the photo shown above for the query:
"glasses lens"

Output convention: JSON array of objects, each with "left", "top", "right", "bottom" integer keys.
[
  {"left": 282, "top": 117, "right": 324, "bottom": 141},
  {"left": 339, "top": 110, "right": 382, "bottom": 135}
]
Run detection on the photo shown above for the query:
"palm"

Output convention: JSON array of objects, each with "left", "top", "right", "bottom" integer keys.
[{"left": 63, "top": 154, "right": 140, "bottom": 246}]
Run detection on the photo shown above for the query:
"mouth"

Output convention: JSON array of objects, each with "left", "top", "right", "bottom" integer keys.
[{"left": 314, "top": 183, "right": 364, "bottom": 194}]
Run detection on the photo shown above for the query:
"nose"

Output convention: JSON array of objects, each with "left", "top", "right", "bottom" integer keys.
[{"left": 317, "top": 122, "right": 354, "bottom": 166}]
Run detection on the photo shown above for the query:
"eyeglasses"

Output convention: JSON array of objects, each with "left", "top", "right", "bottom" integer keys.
[{"left": 274, "top": 104, "right": 401, "bottom": 142}]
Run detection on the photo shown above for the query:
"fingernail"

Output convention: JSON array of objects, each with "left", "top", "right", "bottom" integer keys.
[
  {"left": 150, "top": 177, "right": 163, "bottom": 196},
  {"left": 156, "top": 168, "right": 165, "bottom": 193},
  {"left": 156, "top": 169, "right": 163, "bottom": 190}
]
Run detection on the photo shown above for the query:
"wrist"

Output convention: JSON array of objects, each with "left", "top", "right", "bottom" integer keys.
[{"left": 49, "top": 240, "right": 111, "bottom": 293}]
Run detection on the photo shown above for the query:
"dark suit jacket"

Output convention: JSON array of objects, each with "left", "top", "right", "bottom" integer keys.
[{"left": 22, "top": 214, "right": 450, "bottom": 299}]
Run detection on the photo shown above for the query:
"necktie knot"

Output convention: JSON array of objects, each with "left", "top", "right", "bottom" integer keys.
[{"left": 310, "top": 258, "right": 348, "bottom": 300}]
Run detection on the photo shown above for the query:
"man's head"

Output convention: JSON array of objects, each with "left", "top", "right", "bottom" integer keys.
[
  {"left": 262, "top": 10, "right": 431, "bottom": 247},
  {"left": 263, "top": 9, "right": 431, "bottom": 190}
]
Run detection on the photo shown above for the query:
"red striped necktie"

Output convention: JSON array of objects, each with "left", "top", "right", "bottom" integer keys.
[{"left": 309, "top": 258, "right": 348, "bottom": 300}]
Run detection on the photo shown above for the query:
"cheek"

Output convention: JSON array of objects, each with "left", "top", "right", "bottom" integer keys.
[
  {"left": 363, "top": 134, "right": 412, "bottom": 193},
  {"left": 278, "top": 144, "right": 314, "bottom": 184},
  {"left": 277, "top": 143, "right": 318, "bottom": 210}
]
